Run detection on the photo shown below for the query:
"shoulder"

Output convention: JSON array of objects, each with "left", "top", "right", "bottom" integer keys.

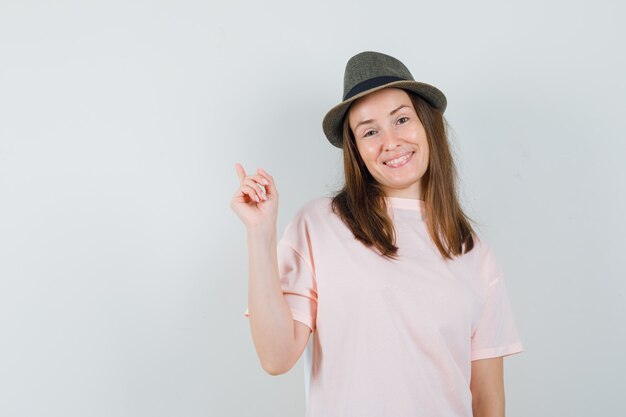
[
  {"left": 280, "top": 196, "right": 336, "bottom": 246},
  {"left": 292, "top": 195, "right": 335, "bottom": 220},
  {"left": 454, "top": 232, "right": 503, "bottom": 286}
]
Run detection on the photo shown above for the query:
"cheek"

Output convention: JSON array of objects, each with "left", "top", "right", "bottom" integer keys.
[
  {"left": 418, "top": 133, "right": 429, "bottom": 154},
  {"left": 421, "top": 144, "right": 430, "bottom": 164},
  {"left": 423, "top": 147, "right": 431, "bottom": 170},
  {"left": 416, "top": 133, "right": 429, "bottom": 164},
  {"left": 357, "top": 143, "right": 378, "bottom": 163}
]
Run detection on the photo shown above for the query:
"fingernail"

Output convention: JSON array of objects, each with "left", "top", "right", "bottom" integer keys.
[{"left": 261, "top": 178, "right": 270, "bottom": 185}]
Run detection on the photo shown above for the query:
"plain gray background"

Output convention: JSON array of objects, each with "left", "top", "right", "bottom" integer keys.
[{"left": 1, "top": 0, "right": 625, "bottom": 416}]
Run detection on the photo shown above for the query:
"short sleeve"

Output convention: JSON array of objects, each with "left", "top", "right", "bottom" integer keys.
[
  {"left": 471, "top": 272, "right": 524, "bottom": 361},
  {"left": 244, "top": 209, "right": 318, "bottom": 332},
  {"left": 278, "top": 242, "right": 318, "bottom": 330}
]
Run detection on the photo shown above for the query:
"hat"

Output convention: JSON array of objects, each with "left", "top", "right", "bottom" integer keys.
[{"left": 322, "top": 51, "right": 447, "bottom": 148}]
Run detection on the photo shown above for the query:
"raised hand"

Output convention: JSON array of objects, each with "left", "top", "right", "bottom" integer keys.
[{"left": 230, "top": 163, "right": 279, "bottom": 230}]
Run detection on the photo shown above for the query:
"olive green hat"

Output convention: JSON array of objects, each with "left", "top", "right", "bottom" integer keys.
[{"left": 322, "top": 51, "right": 447, "bottom": 148}]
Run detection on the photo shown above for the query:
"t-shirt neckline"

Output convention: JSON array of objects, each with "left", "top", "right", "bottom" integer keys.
[{"left": 384, "top": 196, "right": 426, "bottom": 218}]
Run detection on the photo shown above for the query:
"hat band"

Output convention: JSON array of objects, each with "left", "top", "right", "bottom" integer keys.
[{"left": 343, "top": 76, "right": 406, "bottom": 101}]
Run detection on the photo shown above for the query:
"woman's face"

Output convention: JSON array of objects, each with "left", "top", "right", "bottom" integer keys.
[{"left": 348, "top": 88, "right": 429, "bottom": 199}]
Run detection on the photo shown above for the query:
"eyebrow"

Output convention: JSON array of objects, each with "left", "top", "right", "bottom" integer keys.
[{"left": 353, "top": 104, "right": 410, "bottom": 131}]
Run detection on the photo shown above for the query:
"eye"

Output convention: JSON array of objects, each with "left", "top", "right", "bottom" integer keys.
[
  {"left": 363, "top": 130, "right": 377, "bottom": 138},
  {"left": 397, "top": 116, "right": 409, "bottom": 124}
]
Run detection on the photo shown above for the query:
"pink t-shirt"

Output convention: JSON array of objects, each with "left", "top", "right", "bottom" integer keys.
[{"left": 245, "top": 196, "right": 524, "bottom": 416}]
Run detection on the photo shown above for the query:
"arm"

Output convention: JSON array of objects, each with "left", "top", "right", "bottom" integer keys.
[
  {"left": 247, "top": 225, "right": 312, "bottom": 376},
  {"left": 470, "top": 356, "right": 505, "bottom": 417},
  {"left": 231, "top": 165, "right": 312, "bottom": 376}
]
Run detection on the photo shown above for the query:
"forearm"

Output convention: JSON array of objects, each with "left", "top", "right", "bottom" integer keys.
[
  {"left": 247, "top": 223, "right": 297, "bottom": 374},
  {"left": 472, "top": 391, "right": 504, "bottom": 417}
]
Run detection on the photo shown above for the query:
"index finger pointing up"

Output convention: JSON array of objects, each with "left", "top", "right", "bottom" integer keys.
[{"left": 234, "top": 163, "right": 247, "bottom": 184}]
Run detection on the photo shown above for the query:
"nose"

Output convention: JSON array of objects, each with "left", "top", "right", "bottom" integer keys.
[{"left": 381, "top": 129, "right": 401, "bottom": 151}]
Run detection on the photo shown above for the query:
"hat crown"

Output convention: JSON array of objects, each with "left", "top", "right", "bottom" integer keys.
[{"left": 343, "top": 51, "right": 415, "bottom": 99}]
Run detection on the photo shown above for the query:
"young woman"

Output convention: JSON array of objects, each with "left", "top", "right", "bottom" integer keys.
[{"left": 231, "top": 51, "right": 524, "bottom": 417}]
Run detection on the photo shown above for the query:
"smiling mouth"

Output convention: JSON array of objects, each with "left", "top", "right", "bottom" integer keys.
[{"left": 383, "top": 152, "right": 414, "bottom": 168}]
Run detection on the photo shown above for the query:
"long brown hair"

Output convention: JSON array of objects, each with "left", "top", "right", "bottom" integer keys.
[{"left": 331, "top": 90, "right": 476, "bottom": 261}]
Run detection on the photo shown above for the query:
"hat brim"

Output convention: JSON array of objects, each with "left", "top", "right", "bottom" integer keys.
[{"left": 322, "top": 80, "right": 447, "bottom": 148}]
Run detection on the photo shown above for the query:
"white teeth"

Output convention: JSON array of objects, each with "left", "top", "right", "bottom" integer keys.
[{"left": 384, "top": 152, "right": 412, "bottom": 166}]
